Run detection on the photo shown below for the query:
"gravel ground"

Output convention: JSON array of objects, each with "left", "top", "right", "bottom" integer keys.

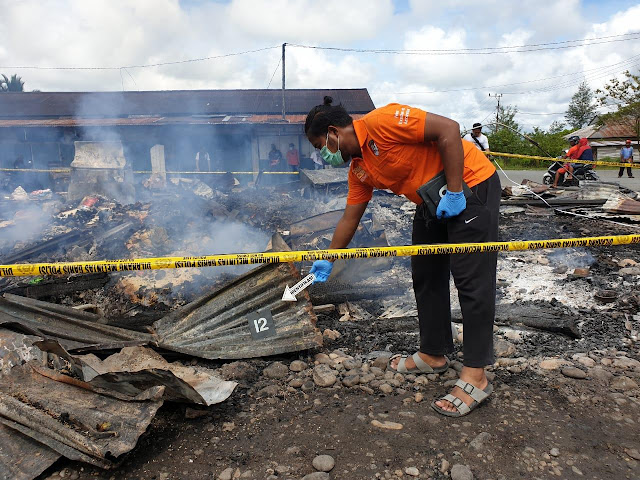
[{"left": 36, "top": 194, "right": 640, "bottom": 480}]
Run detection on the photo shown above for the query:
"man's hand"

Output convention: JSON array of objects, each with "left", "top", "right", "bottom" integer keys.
[
  {"left": 436, "top": 190, "right": 466, "bottom": 219},
  {"left": 310, "top": 260, "right": 333, "bottom": 283}
]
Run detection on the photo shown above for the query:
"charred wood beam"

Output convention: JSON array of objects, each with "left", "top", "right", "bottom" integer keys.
[
  {"left": 0, "top": 273, "right": 109, "bottom": 299},
  {"left": 452, "top": 303, "right": 581, "bottom": 338}
]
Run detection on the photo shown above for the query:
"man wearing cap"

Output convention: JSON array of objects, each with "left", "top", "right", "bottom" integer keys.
[
  {"left": 619, "top": 140, "right": 634, "bottom": 178},
  {"left": 463, "top": 123, "right": 490, "bottom": 152}
]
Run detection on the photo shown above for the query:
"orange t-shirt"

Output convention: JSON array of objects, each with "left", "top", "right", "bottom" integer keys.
[
  {"left": 347, "top": 104, "right": 496, "bottom": 205},
  {"left": 566, "top": 145, "right": 579, "bottom": 159}
]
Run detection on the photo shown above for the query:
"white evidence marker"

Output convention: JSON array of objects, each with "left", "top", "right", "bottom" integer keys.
[{"left": 282, "top": 273, "right": 315, "bottom": 302}]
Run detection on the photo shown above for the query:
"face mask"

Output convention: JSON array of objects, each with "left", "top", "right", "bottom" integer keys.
[{"left": 320, "top": 131, "right": 346, "bottom": 166}]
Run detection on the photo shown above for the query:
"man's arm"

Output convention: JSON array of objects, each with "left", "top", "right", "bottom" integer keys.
[
  {"left": 423, "top": 113, "right": 464, "bottom": 191},
  {"left": 329, "top": 202, "right": 368, "bottom": 250}
]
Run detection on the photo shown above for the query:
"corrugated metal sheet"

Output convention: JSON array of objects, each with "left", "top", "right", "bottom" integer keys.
[
  {"left": 154, "top": 262, "right": 323, "bottom": 359},
  {"left": 0, "top": 363, "right": 162, "bottom": 468},
  {"left": 567, "top": 122, "right": 636, "bottom": 140},
  {"left": 0, "top": 293, "right": 153, "bottom": 351},
  {"left": 0, "top": 113, "right": 367, "bottom": 128},
  {"left": 0, "top": 423, "right": 60, "bottom": 480},
  {"left": 69, "top": 346, "right": 238, "bottom": 406},
  {"left": 591, "top": 122, "right": 636, "bottom": 139},
  {"left": 0, "top": 89, "right": 375, "bottom": 118}
]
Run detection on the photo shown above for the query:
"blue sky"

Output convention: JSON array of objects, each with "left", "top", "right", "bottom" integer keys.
[{"left": 2, "top": 0, "right": 639, "bottom": 131}]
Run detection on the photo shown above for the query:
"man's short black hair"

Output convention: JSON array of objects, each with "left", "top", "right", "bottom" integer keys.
[{"left": 472, "top": 123, "right": 482, "bottom": 129}]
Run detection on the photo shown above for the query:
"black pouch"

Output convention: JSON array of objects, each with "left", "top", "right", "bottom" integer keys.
[{"left": 416, "top": 170, "right": 473, "bottom": 218}]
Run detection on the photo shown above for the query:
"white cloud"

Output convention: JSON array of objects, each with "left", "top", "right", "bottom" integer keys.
[
  {"left": 227, "top": 0, "right": 394, "bottom": 43},
  {"left": 0, "top": 0, "right": 639, "bottom": 130}
]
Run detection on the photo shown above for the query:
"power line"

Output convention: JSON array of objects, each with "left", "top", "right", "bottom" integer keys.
[
  {"left": 288, "top": 32, "right": 640, "bottom": 56},
  {"left": 0, "top": 45, "right": 281, "bottom": 71},
  {"left": 502, "top": 56, "right": 640, "bottom": 95},
  {"left": 379, "top": 53, "right": 640, "bottom": 95},
  {"left": 517, "top": 111, "right": 566, "bottom": 115}
]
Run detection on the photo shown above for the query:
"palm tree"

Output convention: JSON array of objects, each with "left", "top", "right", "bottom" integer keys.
[{"left": 0, "top": 74, "right": 25, "bottom": 92}]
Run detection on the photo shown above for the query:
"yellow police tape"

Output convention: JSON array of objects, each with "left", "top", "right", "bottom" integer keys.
[
  {"left": 0, "top": 234, "right": 638, "bottom": 277},
  {"left": 0, "top": 168, "right": 299, "bottom": 175},
  {"left": 488, "top": 151, "right": 637, "bottom": 169}
]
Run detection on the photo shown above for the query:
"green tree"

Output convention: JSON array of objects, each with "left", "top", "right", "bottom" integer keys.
[
  {"left": 596, "top": 70, "right": 640, "bottom": 145},
  {"left": 0, "top": 74, "right": 25, "bottom": 92},
  {"left": 565, "top": 81, "right": 596, "bottom": 129},
  {"left": 486, "top": 105, "right": 525, "bottom": 153}
]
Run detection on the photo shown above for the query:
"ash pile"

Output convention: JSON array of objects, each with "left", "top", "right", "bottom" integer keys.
[{"left": 0, "top": 169, "right": 639, "bottom": 479}]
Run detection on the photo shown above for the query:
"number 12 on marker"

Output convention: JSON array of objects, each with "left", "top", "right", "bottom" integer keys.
[{"left": 247, "top": 309, "right": 276, "bottom": 340}]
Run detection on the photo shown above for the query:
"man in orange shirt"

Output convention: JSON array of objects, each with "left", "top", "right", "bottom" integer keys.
[
  {"left": 286, "top": 143, "right": 300, "bottom": 172},
  {"left": 305, "top": 97, "right": 500, "bottom": 417},
  {"left": 552, "top": 135, "right": 579, "bottom": 188}
]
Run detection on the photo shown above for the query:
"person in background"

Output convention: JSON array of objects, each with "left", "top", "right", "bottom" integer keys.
[
  {"left": 268, "top": 144, "right": 283, "bottom": 171},
  {"left": 552, "top": 135, "right": 579, "bottom": 188},
  {"left": 463, "top": 123, "right": 489, "bottom": 152},
  {"left": 286, "top": 143, "right": 300, "bottom": 172},
  {"left": 310, "top": 148, "right": 324, "bottom": 169},
  {"left": 195, "top": 147, "right": 211, "bottom": 172},
  {"left": 306, "top": 96, "right": 499, "bottom": 417},
  {"left": 619, "top": 139, "right": 634, "bottom": 178}
]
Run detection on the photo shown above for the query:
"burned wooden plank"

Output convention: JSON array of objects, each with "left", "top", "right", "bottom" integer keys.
[
  {"left": 0, "top": 273, "right": 109, "bottom": 300},
  {"left": 500, "top": 198, "right": 605, "bottom": 206},
  {"left": 1, "top": 230, "right": 82, "bottom": 264},
  {"left": 452, "top": 303, "right": 580, "bottom": 338},
  {"left": 154, "top": 262, "right": 323, "bottom": 359}
]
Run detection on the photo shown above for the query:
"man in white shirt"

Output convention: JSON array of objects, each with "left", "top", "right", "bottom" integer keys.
[
  {"left": 195, "top": 147, "right": 211, "bottom": 172},
  {"left": 310, "top": 148, "right": 324, "bottom": 169},
  {"left": 463, "top": 123, "right": 490, "bottom": 152}
]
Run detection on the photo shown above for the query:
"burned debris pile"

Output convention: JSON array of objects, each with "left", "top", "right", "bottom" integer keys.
[{"left": 0, "top": 171, "right": 639, "bottom": 478}]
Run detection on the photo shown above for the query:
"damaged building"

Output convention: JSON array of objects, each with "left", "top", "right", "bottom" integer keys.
[{"left": 0, "top": 89, "right": 375, "bottom": 195}]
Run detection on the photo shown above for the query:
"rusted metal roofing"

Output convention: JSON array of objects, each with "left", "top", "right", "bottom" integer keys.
[
  {"left": 0, "top": 89, "right": 375, "bottom": 118},
  {"left": 0, "top": 293, "right": 153, "bottom": 351},
  {"left": 590, "top": 122, "right": 636, "bottom": 139},
  {"left": 0, "top": 362, "right": 162, "bottom": 468},
  {"left": 0, "top": 112, "right": 367, "bottom": 128},
  {"left": 567, "top": 121, "right": 636, "bottom": 140},
  {"left": 0, "top": 423, "right": 60, "bottom": 480},
  {"left": 154, "top": 262, "right": 322, "bottom": 359}
]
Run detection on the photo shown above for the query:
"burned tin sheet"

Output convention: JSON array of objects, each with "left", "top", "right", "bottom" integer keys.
[
  {"left": 602, "top": 192, "right": 640, "bottom": 215},
  {"left": 0, "top": 423, "right": 60, "bottom": 480},
  {"left": 154, "top": 262, "right": 322, "bottom": 359},
  {"left": 0, "top": 293, "right": 153, "bottom": 351},
  {"left": 299, "top": 168, "right": 349, "bottom": 188},
  {"left": 0, "top": 363, "right": 163, "bottom": 468},
  {"left": 73, "top": 346, "right": 237, "bottom": 406}
]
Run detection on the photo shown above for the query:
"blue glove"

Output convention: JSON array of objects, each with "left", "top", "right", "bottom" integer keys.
[
  {"left": 436, "top": 190, "right": 466, "bottom": 219},
  {"left": 310, "top": 260, "right": 333, "bottom": 283}
]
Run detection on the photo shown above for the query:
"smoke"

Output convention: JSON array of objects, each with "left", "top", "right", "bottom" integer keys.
[{"left": 546, "top": 247, "right": 597, "bottom": 269}]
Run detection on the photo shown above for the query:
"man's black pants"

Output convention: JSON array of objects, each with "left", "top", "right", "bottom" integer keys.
[
  {"left": 411, "top": 172, "right": 501, "bottom": 368},
  {"left": 619, "top": 161, "right": 633, "bottom": 177}
]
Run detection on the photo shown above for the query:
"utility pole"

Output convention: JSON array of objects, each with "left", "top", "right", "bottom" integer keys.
[
  {"left": 489, "top": 93, "right": 502, "bottom": 132},
  {"left": 281, "top": 43, "right": 286, "bottom": 121}
]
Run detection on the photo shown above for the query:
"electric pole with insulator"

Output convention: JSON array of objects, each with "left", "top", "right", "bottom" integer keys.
[
  {"left": 489, "top": 93, "right": 503, "bottom": 132},
  {"left": 281, "top": 43, "right": 286, "bottom": 120}
]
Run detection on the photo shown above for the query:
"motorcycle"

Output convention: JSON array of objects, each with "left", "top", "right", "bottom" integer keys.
[{"left": 542, "top": 159, "right": 599, "bottom": 186}]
